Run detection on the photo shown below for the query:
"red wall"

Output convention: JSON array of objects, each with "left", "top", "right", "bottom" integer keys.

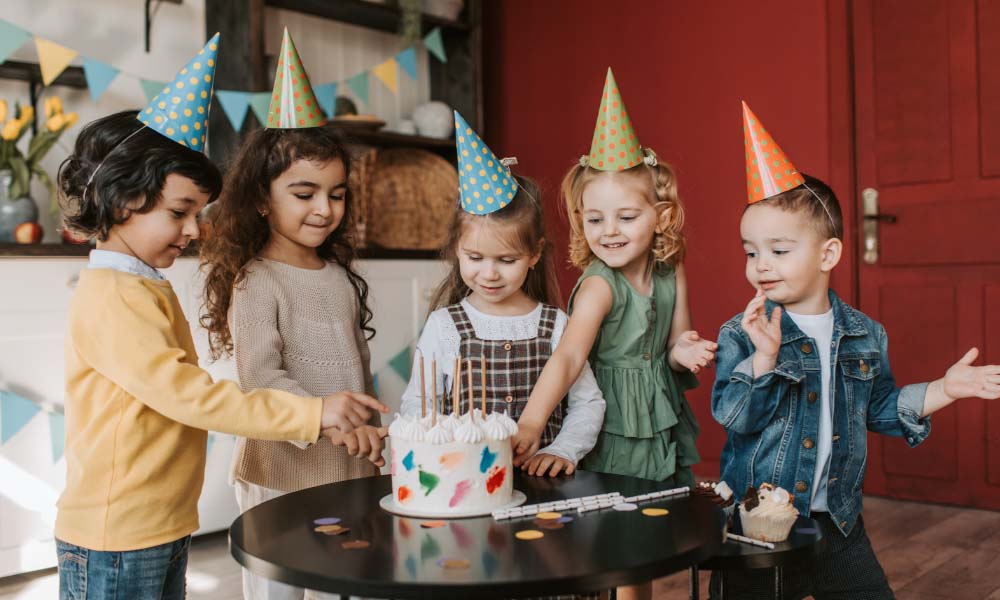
[{"left": 483, "top": 0, "right": 848, "bottom": 476}]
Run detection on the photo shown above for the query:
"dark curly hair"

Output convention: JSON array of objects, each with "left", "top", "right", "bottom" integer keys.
[
  {"left": 199, "top": 126, "right": 374, "bottom": 360},
  {"left": 58, "top": 110, "right": 222, "bottom": 241}
]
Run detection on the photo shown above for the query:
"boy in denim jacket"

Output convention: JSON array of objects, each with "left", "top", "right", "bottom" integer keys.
[{"left": 711, "top": 161, "right": 1000, "bottom": 597}]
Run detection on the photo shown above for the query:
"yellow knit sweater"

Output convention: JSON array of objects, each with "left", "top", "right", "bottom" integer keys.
[{"left": 56, "top": 269, "right": 322, "bottom": 551}]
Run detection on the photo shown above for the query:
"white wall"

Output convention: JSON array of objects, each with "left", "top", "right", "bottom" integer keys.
[{"left": 1, "top": 0, "right": 431, "bottom": 242}]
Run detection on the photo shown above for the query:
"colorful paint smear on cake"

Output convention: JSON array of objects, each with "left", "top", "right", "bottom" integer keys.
[
  {"left": 420, "top": 533, "right": 441, "bottom": 563},
  {"left": 402, "top": 450, "right": 415, "bottom": 471},
  {"left": 486, "top": 465, "right": 506, "bottom": 494},
  {"left": 448, "top": 479, "right": 472, "bottom": 508},
  {"left": 438, "top": 451, "right": 465, "bottom": 472},
  {"left": 397, "top": 485, "right": 413, "bottom": 504},
  {"left": 479, "top": 446, "right": 497, "bottom": 473},
  {"left": 419, "top": 469, "right": 440, "bottom": 495}
]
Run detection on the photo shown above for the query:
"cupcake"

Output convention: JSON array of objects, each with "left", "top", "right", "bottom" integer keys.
[
  {"left": 738, "top": 483, "right": 799, "bottom": 543},
  {"left": 694, "top": 480, "right": 736, "bottom": 523}
]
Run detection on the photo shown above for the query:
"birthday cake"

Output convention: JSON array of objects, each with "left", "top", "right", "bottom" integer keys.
[{"left": 387, "top": 409, "right": 518, "bottom": 517}]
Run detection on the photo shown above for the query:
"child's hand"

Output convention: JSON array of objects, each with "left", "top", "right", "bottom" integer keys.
[
  {"left": 326, "top": 425, "right": 388, "bottom": 467},
  {"left": 521, "top": 452, "right": 575, "bottom": 477},
  {"left": 943, "top": 348, "right": 1000, "bottom": 401},
  {"left": 511, "top": 421, "right": 543, "bottom": 467},
  {"left": 741, "top": 290, "right": 782, "bottom": 375},
  {"left": 320, "top": 391, "right": 389, "bottom": 433},
  {"left": 669, "top": 330, "right": 718, "bottom": 374}
]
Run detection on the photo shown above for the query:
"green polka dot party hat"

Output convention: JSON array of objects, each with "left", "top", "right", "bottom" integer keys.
[
  {"left": 586, "top": 67, "right": 643, "bottom": 171},
  {"left": 266, "top": 28, "right": 325, "bottom": 129},
  {"left": 454, "top": 111, "right": 518, "bottom": 215},
  {"left": 138, "top": 33, "right": 219, "bottom": 152},
  {"left": 742, "top": 101, "right": 803, "bottom": 204}
]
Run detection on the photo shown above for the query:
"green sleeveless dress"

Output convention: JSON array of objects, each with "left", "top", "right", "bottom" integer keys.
[{"left": 569, "top": 259, "right": 701, "bottom": 485}]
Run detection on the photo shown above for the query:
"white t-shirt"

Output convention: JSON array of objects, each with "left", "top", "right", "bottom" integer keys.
[{"left": 787, "top": 309, "right": 835, "bottom": 512}]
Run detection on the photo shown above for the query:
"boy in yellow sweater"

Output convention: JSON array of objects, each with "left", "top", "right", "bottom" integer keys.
[{"left": 54, "top": 39, "right": 387, "bottom": 600}]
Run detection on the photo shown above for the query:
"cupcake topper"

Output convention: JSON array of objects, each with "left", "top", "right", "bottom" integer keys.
[
  {"left": 265, "top": 28, "right": 326, "bottom": 129},
  {"left": 583, "top": 68, "right": 644, "bottom": 171},
  {"left": 742, "top": 101, "right": 804, "bottom": 204},
  {"left": 137, "top": 33, "right": 219, "bottom": 152},
  {"left": 454, "top": 111, "right": 519, "bottom": 215}
]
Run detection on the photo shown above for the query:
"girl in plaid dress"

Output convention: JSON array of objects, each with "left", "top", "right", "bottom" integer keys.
[{"left": 400, "top": 169, "right": 606, "bottom": 478}]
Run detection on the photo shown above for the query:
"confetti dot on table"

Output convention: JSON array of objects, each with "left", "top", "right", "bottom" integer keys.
[
  {"left": 642, "top": 508, "right": 670, "bottom": 517},
  {"left": 341, "top": 540, "right": 370, "bottom": 550},
  {"left": 437, "top": 558, "right": 471, "bottom": 569},
  {"left": 612, "top": 503, "right": 638, "bottom": 512},
  {"left": 536, "top": 520, "right": 564, "bottom": 530},
  {"left": 556, "top": 516, "right": 574, "bottom": 524},
  {"left": 795, "top": 527, "right": 818, "bottom": 535},
  {"left": 420, "top": 520, "right": 447, "bottom": 529},
  {"left": 515, "top": 530, "right": 544, "bottom": 541},
  {"left": 536, "top": 512, "right": 562, "bottom": 520},
  {"left": 314, "top": 524, "right": 343, "bottom": 533}
]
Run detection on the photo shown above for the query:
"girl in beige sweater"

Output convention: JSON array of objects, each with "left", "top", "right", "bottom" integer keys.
[{"left": 200, "top": 123, "right": 384, "bottom": 600}]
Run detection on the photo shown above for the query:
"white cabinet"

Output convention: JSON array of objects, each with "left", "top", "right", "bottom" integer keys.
[{"left": 0, "top": 255, "right": 445, "bottom": 577}]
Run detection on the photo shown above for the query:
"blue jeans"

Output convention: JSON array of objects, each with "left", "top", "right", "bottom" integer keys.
[{"left": 57, "top": 536, "right": 190, "bottom": 600}]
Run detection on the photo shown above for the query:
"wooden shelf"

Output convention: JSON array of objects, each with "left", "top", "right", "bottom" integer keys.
[
  {"left": 264, "top": 0, "right": 470, "bottom": 34},
  {"left": 0, "top": 243, "right": 440, "bottom": 260},
  {"left": 333, "top": 125, "right": 455, "bottom": 158},
  {"left": 0, "top": 61, "right": 88, "bottom": 89}
]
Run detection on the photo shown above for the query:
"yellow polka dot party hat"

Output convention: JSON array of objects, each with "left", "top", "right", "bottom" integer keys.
[
  {"left": 742, "top": 101, "right": 804, "bottom": 204},
  {"left": 454, "top": 111, "right": 518, "bottom": 215},
  {"left": 266, "top": 28, "right": 325, "bottom": 129},
  {"left": 586, "top": 67, "right": 643, "bottom": 171},
  {"left": 138, "top": 33, "right": 219, "bottom": 152}
]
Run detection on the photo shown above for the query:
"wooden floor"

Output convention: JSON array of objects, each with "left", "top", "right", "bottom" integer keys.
[{"left": 2, "top": 495, "right": 998, "bottom": 599}]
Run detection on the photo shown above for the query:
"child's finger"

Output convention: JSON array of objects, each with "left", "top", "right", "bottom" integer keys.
[
  {"left": 769, "top": 306, "right": 783, "bottom": 328},
  {"left": 354, "top": 429, "right": 372, "bottom": 459},
  {"left": 350, "top": 393, "right": 390, "bottom": 413},
  {"left": 549, "top": 460, "right": 567, "bottom": 477},
  {"left": 376, "top": 426, "right": 389, "bottom": 439},
  {"left": 957, "top": 347, "right": 980, "bottom": 366},
  {"left": 345, "top": 411, "right": 365, "bottom": 429},
  {"left": 531, "top": 455, "right": 554, "bottom": 477},
  {"left": 367, "top": 429, "right": 384, "bottom": 463},
  {"left": 342, "top": 433, "right": 359, "bottom": 456},
  {"left": 564, "top": 462, "right": 576, "bottom": 475}
]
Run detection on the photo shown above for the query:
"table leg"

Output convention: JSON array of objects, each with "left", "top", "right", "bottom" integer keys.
[
  {"left": 608, "top": 587, "right": 617, "bottom": 600},
  {"left": 689, "top": 565, "right": 699, "bottom": 599},
  {"left": 773, "top": 565, "right": 783, "bottom": 600}
]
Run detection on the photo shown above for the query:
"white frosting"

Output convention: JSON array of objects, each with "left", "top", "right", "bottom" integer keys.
[
  {"left": 437, "top": 413, "right": 460, "bottom": 431},
  {"left": 499, "top": 411, "right": 519, "bottom": 437},
  {"left": 425, "top": 422, "right": 454, "bottom": 444},
  {"left": 453, "top": 417, "right": 485, "bottom": 444}
]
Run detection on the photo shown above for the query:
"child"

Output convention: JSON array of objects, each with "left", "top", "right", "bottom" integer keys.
[
  {"left": 400, "top": 111, "right": 606, "bottom": 478},
  {"left": 200, "top": 31, "right": 385, "bottom": 600},
  {"left": 710, "top": 102, "right": 1000, "bottom": 598},
  {"left": 513, "top": 70, "right": 716, "bottom": 600},
  {"left": 54, "top": 37, "right": 386, "bottom": 600}
]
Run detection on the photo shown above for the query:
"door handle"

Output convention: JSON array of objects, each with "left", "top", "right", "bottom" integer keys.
[{"left": 861, "top": 188, "right": 896, "bottom": 264}]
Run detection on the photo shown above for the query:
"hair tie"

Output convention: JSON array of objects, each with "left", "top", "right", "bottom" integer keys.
[
  {"left": 642, "top": 148, "right": 658, "bottom": 167},
  {"left": 579, "top": 155, "right": 589, "bottom": 168},
  {"left": 499, "top": 157, "right": 518, "bottom": 167}
]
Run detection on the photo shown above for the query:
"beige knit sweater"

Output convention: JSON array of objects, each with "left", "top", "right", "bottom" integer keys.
[{"left": 229, "top": 258, "right": 378, "bottom": 492}]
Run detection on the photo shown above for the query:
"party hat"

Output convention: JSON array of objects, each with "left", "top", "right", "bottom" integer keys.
[
  {"left": 266, "top": 29, "right": 325, "bottom": 129},
  {"left": 586, "top": 68, "right": 643, "bottom": 171},
  {"left": 138, "top": 33, "right": 219, "bottom": 152},
  {"left": 742, "top": 101, "right": 804, "bottom": 203},
  {"left": 454, "top": 111, "right": 518, "bottom": 215}
]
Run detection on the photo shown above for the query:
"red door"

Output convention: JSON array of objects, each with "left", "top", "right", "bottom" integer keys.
[{"left": 853, "top": 0, "right": 1000, "bottom": 509}]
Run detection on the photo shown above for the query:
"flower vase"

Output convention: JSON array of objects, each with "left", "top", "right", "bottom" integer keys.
[{"left": 0, "top": 169, "right": 39, "bottom": 242}]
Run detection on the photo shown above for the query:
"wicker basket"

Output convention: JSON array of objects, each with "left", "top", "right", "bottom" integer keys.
[{"left": 364, "top": 149, "right": 457, "bottom": 250}]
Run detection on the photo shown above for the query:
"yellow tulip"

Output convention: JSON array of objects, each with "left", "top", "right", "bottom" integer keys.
[
  {"left": 17, "top": 105, "right": 34, "bottom": 124},
  {"left": 0, "top": 100, "right": 7, "bottom": 124},
  {"left": 45, "top": 96, "right": 64, "bottom": 118},
  {"left": 64, "top": 112, "right": 78, "bottom": 128},
  {"left": 46, "top": 113, "right": 66, "bottom": 132},
  {"left": 1, "top": 120, "right": 20, "bottom": 141}
]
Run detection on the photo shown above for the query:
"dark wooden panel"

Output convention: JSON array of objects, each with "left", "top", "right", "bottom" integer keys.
[
  {"left": 986, "top": 284, "right": 1000, "bottom": 486},
  {"left": 978, "top": 0, "right": 1000, "bottom": 177},
  {"left": 872, "top": 0, "right": 951, "bottom": 184},
  {"left": 879, "top": 285, "right": 957, "bottom": 481}
]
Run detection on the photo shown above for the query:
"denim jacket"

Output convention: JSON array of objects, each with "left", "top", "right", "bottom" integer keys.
[{"left": 712, "top": 290, "right": 930, "bottom": 536}]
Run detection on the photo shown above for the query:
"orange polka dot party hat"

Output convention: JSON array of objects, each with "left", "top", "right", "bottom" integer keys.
[
  {"left": 585, "top": 67, "right": 643, "bottom": 171},
  {"left": 742, "top": 101, "right": 804, "bottom": 203},
  {"left": 454, "top": 111, "right": 519, "bottom": 215},
  {"left": 138, "top": 33, "right": 219, "bottom": 152},
  {"left": 266, "top": 28, "right": 325, "bottom": 129}
]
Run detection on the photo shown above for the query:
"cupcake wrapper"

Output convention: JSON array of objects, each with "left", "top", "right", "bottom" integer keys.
[{"left": 738, "top": 505, "right": 797, "bottom": 543}]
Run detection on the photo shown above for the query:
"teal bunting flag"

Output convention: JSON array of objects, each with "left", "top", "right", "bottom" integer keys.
[{"left": 82, "top": 57, "right": 119, "bottom": 102}]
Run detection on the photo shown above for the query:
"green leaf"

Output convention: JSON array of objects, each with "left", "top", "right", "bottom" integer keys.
[
  {"left": 30, "top": 164, "right": 57, "bottom": 216},
  {"left": 26, "top": 133, "right": 59, "bottom": 165},
  {"left": 7, "top": 156, "right": 30, "bottom": 198}
]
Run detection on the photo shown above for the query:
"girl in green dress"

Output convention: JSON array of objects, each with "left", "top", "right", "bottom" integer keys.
[{"left": 513, "top": 68, "right": 717, "bottom": 600}]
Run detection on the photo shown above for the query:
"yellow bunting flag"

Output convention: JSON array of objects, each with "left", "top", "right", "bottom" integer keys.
[
  {"left": 372, "top": 58, "right": 398, "bottom": 94},
  {"left": 34, "top": 38, "right": 78, "bottom": 86}
]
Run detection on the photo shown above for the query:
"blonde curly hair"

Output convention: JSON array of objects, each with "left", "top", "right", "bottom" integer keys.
[{"left": 561, "top": 149, "right": 686, "bottom": 271}]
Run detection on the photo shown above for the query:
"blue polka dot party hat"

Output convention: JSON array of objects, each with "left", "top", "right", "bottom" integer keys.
[
  {"left": 454, "top": 111, "right": 518, "bottom": 215},
  {"left": 137, "top": 33, "right": 219, "bottom": 152}
]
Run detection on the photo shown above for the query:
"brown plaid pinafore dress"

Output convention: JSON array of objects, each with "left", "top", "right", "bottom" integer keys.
[{"left": 448, "top": 303, "right": 564, "bottom": 447}]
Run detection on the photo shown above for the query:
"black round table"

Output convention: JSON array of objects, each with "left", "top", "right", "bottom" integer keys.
[
  {"left": 230, "top": 471, "right": 725, "bottom": 599},
  {"left": 689, "top": 515, "right": 825, "bottom": 599}
]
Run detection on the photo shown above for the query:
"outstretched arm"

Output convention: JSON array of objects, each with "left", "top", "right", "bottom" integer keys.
[{"left": 923, "top": 348, "right": 1000, "bottom": 416}]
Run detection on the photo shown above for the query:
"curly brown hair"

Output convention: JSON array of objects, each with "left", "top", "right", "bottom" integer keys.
[
  {"left": 199, "top": 127, "right": 373, "bottom": 360},
  {"left": 561, "top": 149, "right": 686, "bottom": 271},
  {"left": 428, "top": 174, "right": 563, "bottom": 313}
]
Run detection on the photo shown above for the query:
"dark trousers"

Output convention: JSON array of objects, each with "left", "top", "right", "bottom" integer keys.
[{"left": 709, "top": 514, "right": 894, "bottom": 599}]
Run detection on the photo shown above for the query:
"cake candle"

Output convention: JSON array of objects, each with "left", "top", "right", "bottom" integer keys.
[
  {"left": 419, "top": 352, "right": 426, "bottom": 419},
  {"left": 431, "top": 358, "right": 437, "bottom": 427},
  {"left": 480, "top": 352, "right": 486, "bottom": 415},
  {"left": 467, "top": 358, "right": 473, "bottom": 417},
  {"left": 453, "top": 356, "right": 460, "bottom": 416}
]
